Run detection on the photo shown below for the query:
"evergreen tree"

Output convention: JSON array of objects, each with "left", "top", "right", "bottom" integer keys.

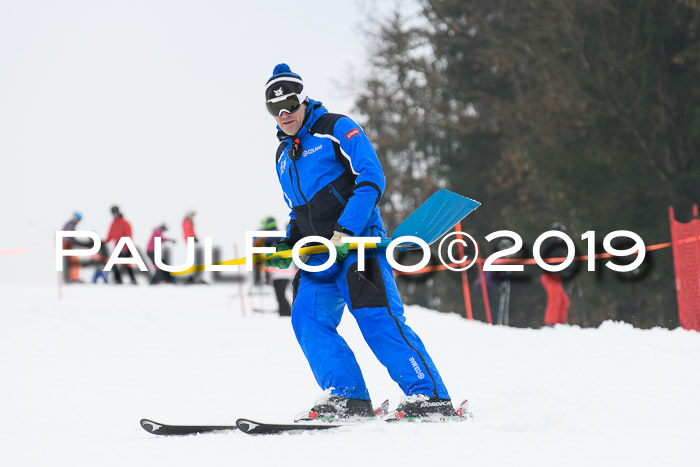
[{"left": 355, "top": 0, "right": 700, "bottom": 327}]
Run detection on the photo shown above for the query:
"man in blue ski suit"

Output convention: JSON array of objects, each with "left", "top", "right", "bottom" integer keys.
[{"left": 264, "top": 64, "right": 455, "bottom": 420}]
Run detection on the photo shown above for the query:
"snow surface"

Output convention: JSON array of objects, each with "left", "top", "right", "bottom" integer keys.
[{"left": 1, "top": 282, "right": 698, "bottom": 466}]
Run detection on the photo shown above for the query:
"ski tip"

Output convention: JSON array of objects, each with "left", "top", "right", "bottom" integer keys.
[
  {"left": 140, "top": 418, "right": 163, "bottom": 433},
  {"left": 235, "top": 418, "right": 260, "bottom": 434}
]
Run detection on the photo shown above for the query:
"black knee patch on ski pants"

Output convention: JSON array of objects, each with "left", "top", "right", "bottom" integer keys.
[
  {"left": 346, "top": 257, "right": 389, "bottom": 309},
  {"left": 292, "top": 269, "right": 301, "bottom": 305}
]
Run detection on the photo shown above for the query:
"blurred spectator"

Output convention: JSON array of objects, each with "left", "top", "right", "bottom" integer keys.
[
  {"left": 253, "top": 216, "right": 278, "bottom": 286},
  {"left": 260, "top": 218, "right": 294, "bottom": 317},
  {"left": 104, "top": 205, "right": 137, "bottom": 285},
  {"left": 182, "top": 210, "right": 199, "bottom": 243},
  {"left": 474, "top": 238, "right": 514, "bottom": 325},
  {"left": 540, "top": 222, "right": 570, "bottom": 325},
  {"left": 146, "top": 223, "right": 176, "bottom": 285},
  {"left": 90, "top": 244, "right": 110, "bottom": 284},
  {"left": 61, "top": 211, "right": 86, "bottom": 283},
  {"left": 182, "top": 210, "right": 206, "bottom": 284}
]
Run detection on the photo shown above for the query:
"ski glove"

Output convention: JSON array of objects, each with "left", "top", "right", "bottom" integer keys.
[
  {"left": 331, "top": 231, "right": 350, "bottom": 262},
  {"left": 264, "top": 242, "right": 293, "bottom": 269}
]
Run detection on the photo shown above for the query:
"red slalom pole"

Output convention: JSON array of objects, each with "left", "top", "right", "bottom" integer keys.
[{"left": 476, "top": 254, "right": 493, "bottom": 324}]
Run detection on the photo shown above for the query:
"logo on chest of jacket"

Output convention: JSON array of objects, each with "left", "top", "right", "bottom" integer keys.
[
  {"left": 301, "top": 144, "right": 323, "bottom": 158},
  {"left": 280, "top": 158, "right": 287, "bottom": 175},
  {"left": 345, "top": 128, "right": 360, "bottom": 140}
]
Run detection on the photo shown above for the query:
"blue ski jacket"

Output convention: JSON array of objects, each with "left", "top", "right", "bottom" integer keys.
[{"left": 274, "top": 99, "right": 387, "bottom": 244}]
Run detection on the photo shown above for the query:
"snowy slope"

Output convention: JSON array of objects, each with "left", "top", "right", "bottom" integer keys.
[{"left": 1, "top": 283, "right": 698, "bottom": 467}]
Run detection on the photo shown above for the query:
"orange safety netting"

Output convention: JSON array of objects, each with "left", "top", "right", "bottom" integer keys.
[{"left": 669, "top": 206, "right": 700, "bottom": 332}]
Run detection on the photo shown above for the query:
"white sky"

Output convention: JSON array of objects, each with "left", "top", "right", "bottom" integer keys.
[{"left": 0, "top": 0, "right": 408, "bottom": 283}]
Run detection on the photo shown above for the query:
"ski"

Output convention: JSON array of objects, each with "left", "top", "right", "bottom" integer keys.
[
  {"left": 235, "top": 405, "right": 471, "bottom": 435},
  {"left": 141, "top": 399, "right": 471, "bottom": 436},
  {"left": 139, "top": 418, "right": 237, "bottom": 436},
  {"left": 140, "top": 400, "right": 390, "bottom": 436}
]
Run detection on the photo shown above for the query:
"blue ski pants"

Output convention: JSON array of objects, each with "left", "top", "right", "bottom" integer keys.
[{"left": 291, "top": 248, "right": 450, "bottom": 401}]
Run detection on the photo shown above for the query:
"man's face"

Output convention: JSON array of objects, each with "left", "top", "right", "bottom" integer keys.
[{"left": 274, "top": 103, "right": 306, "bottom": 136}]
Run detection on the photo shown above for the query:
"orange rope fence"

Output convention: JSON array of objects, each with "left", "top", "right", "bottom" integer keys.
[
  {"left": 392, "top": 236, "right": 685, "bottom": 276},
  {"left": 0, "top": 240, "right": 54, "bottom": 257}
]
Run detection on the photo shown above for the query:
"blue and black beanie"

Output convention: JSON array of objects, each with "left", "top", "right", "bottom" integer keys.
[{"left": 265, "top": 64, "right": 304, "bottom": 101}]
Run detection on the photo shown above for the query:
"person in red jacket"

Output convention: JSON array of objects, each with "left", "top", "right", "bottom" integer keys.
[
  {"left": 182, "top": 210, "right": 198, "bottom": 243},
  {"left": 540, "top": 222, "right": 571, "bottom": 325},
  {"left": 146, "top": 223, "right": 177, "bottom": 285},
  {"left": 182, "top": 210, "right": 206, "bottom": 284},
  {"left": 104, "top": 205, "right": 137, "bottom": 284}
]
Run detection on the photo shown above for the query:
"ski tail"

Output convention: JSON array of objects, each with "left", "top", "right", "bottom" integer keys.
[
  {"left": 455, "top": 399, "right": 473, "bottom": 419},
  {"left": 374, "top": 399, "right": 390, "bottom": 417}
]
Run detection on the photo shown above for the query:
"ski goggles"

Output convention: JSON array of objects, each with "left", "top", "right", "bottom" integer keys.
[{"left": 266, "top": 91, "right": 307, "bottom": 117}]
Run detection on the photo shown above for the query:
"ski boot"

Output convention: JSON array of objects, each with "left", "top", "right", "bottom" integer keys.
[
  {"left": 385, "top": 394, "right": 464, "bottom": 422},
  {"left": 295, "top": 396, "right": 375, "bottom": 422}
]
